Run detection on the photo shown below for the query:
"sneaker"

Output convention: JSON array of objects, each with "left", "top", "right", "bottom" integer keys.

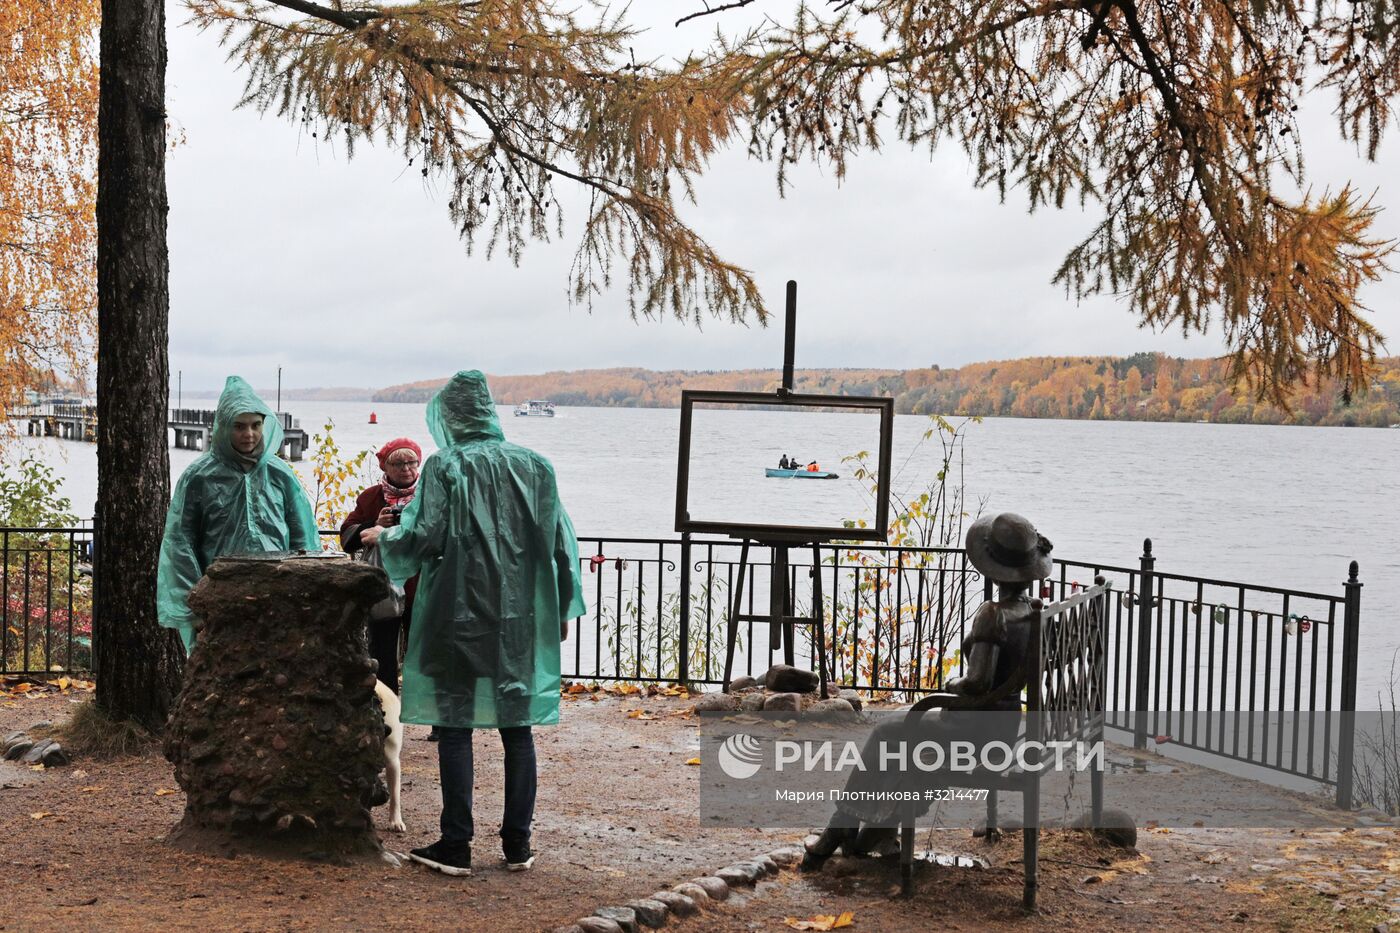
[
  {"left": 503, "top": 838, "right": 535, "bottom": 872},
  {"left": 408, "top": 840, "right": 472, "bottom": 876}
]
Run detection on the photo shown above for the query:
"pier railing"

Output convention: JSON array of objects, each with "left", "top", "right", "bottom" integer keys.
[
  {"left": 1, "top": 528, "right": 1362, "bottom": 806},
  {"left": 168, "top": 408, "right": 301, "bottom": 432}
]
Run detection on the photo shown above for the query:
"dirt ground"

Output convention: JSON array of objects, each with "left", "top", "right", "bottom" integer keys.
[{"left": 3, "top": 682, "right": 1399, "bottom": 932}]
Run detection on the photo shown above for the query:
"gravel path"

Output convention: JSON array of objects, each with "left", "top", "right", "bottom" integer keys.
[{"left": 3, "top": 683, "right": 1398, "bottom": 932}]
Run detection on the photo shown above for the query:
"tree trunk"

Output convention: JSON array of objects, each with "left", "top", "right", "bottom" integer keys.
[{"left": 94, "top": 0, "right": 183, "bottom": 730}]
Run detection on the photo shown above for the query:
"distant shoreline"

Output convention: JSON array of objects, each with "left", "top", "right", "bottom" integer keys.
[{"left": 169, "top": 351, "right": 1400, "bottom": 429}]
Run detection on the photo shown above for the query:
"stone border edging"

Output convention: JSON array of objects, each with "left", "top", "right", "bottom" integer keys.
[{"left": 554, "top": 843, "right": 805, "bottom": 932}]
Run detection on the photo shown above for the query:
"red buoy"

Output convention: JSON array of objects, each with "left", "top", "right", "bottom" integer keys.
[{"left": 369, "top": 412, "right": 378, "bottom": 424}]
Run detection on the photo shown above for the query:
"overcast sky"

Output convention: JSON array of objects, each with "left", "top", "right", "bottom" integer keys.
[{"left": 163, "top": 1, "right": 1400, "bottom": 392}]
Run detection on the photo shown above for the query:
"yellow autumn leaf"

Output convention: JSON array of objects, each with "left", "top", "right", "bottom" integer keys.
[
  {"left": 154, "top": 788, "right": 177, "bottom": 796},
  {"left": 56, "top": 676, "right": 71, "bottom": 690},
  {"left": 783, "top": 913, "right": 854, "bottom": 931},
  {"left": 685, "top": 757, "right": 701, "bottom": 766},
  {"left": 29, "top": 812, "right": 52, "bottom": 820}
]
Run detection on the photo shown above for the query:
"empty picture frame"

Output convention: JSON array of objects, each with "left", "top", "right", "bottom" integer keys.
[{"left": 674, "top": 389, "right": 895, "bottom": 543}]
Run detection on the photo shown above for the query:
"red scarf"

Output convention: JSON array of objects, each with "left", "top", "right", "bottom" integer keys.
[{"left": 380, "top": 475, "right": 417, "bottom": 508}]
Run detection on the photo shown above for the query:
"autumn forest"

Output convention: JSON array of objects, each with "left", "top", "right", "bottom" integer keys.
[{"left": 375, "top": 353, "right": 1400, "bottom": 428}]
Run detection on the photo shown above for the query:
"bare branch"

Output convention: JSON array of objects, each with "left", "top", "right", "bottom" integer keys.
[{"left": 676, "top": 1, "right": 756, "bottom": 29}]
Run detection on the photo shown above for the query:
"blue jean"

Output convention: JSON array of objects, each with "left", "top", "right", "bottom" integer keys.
[{"left": 437, "top": 726, "right": 536, "bottom": 847}]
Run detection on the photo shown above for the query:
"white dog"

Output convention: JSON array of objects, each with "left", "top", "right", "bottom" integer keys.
[{"left": 375, "top": 680, "right": 407, "bottom": 833}]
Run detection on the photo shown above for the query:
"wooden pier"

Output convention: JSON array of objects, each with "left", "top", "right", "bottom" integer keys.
[
  {"left": 169, "top": 408, "right": 308, "bottom": 461},
  {"left": 14, "top": 403, "right": 98, "bottom": 443},
  {"left": 11, "top": 404, "right": 308, "bottom": 461}
]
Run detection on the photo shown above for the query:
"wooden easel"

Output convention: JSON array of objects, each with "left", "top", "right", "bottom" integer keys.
[{"left": 721, "top": 538, "right": 829, "bottom": 697}]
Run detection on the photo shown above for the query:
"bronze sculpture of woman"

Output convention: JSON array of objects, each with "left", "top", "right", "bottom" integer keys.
[{"left": 802, "top": 512, "right": 1054, "bottom": 870}]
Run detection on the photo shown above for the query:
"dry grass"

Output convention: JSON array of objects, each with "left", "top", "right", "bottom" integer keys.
[{"left": 52, "top": 697, "right": 159, "bottom": 759}]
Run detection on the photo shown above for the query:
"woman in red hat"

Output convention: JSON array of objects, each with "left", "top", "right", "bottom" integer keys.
[{"left": 341, "top": 437, "right": 424, "bottom": 699}]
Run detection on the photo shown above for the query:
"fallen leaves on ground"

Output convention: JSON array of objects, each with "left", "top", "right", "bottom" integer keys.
[
  {"left": 29, "top": 812, "right": 53, "bottom": 820},
  {"left": 685, "top": 757, "right": 701, "bottom": 766},
  {"left": 560, "top": 681, "right": 689, "bottom": 699},
  {"left": 783, "top": 912, "right": 854, "bottom": 930},
  {"left": 154, "top": 789, "right": 177, "bottom": 797},
  {"left": 0, "top": 676, "right": 94, "bottom": 700}
]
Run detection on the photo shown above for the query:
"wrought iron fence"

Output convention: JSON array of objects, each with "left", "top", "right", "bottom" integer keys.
[
  {"left": 0, "top": 527, "right": 94, "bottom": 675},
  {"left": 1054, "top": 543, "right": 1362, "bottom": 805},
  {"left": 2, "top": 528, "right": 1362, "bottom": 805}
]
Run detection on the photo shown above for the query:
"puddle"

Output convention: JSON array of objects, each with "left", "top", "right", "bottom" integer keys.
[{"left": 914, "top": 851, "right": 989, "bottom": 869}]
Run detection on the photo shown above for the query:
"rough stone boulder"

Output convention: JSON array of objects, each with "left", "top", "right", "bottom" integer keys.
[
  {"left": 649, "top": 891, "right": 698, "bottom": 917},
  {"left": 805, "top": 698, "right": 859, "bottom": 722},
  {"left": 824, "top": 684, "right": 864, "bottom": 711},
  {"left": 761, "top": 692, "right": 802, "bottom": 712},
  {"left": 163, "top": 551, "right": 394, "bottom": 861},
  {"left": 764, "top": 664, "right": 820, "bottom": 694},
  {"left": 692, "top": 692, "right": 740, "bottom": 713}
]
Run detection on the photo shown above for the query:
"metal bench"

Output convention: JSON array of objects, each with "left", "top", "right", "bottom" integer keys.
[{"left": 897, "top": 578, "right": 1111, "bottom": 912}]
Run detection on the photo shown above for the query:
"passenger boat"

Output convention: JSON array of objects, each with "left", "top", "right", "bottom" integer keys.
[
  {"left": 765, "top": 468, "right": 839, "bottom": 479},
  {"left": 514, "top": 400, "right": 556, "bottom": 417}
]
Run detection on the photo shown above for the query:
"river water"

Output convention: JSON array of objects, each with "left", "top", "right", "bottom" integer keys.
[{"left": 13, "top": 400, "right": 1400, "bottom": 697}]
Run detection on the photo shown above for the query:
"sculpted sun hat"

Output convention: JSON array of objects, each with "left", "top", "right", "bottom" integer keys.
[
  {"left": 965, "top": 512, "right": 1054, "bottom": 584},
  {"left": 376, "top": 437, "right": 422, "bottom": 470}
]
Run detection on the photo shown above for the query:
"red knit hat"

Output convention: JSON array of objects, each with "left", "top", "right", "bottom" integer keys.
[{"left": 376, "top": 437, "right": 422, "bottom": 470}]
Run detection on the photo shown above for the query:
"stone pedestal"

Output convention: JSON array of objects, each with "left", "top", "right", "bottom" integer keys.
[{"left": 163, "top": 551, "right": 393, "bottom": 861}]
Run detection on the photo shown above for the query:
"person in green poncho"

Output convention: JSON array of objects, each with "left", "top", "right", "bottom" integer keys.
[
  {"left": 156, "top": 376, "right": 321, "bottom": 653},
  {"left": 374, "top": 370, "right": 585, "bottom": 878}
]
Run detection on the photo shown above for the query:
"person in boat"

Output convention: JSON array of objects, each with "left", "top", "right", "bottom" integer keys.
[
  {"left": 778, "top": 455, "right": 791, "bottom": 470},
  {"left": 801, "top": 512, "right": 1051, "bottom": 870},
  {"left": 806, "top": 461, "right": 820, "bottom": 472}
]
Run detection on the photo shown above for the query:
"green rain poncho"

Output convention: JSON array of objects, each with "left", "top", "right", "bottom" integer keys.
[
  {"left": 379, "top": 370, "right": 586, "bottom": 729},
  {"left": 157, "top": 376, "right": 320, "bottom": 651}
]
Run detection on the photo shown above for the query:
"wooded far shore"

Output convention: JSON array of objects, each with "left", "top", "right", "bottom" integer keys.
[{"left": 185, "top": 353, "right": 1400, "bottom": 428}]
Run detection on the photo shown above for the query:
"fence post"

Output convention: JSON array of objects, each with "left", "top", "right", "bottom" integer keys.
[
  {"left": 1335, "top": 560, "right": 1362, "bottom": 810},
  {"left": 1134, "top": 538, "right": 1155, "bottom": 751},
  {"left": 678, "top": 532, "right": 692, "bottom": 686},
  {"left": 88, "top": 514, "right": 99, "bottom": 682}
]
